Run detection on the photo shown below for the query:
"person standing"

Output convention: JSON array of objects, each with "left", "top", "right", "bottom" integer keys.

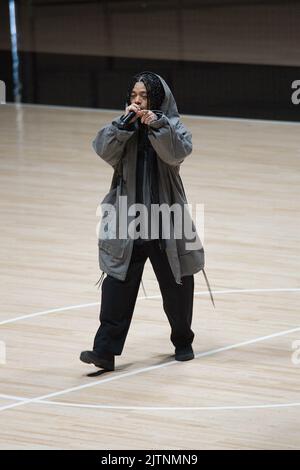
[{"left": 80, "top": 71, "right": 213, "bottom": 372}]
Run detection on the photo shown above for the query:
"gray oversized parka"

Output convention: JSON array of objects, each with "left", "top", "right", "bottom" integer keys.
[{"left": 92, "top": 73, "right": 214, "bottom": 306}]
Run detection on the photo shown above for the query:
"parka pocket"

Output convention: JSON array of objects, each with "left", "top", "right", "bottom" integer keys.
[{"left": 98, "top": 238, "right": 126, "bottom": 259}]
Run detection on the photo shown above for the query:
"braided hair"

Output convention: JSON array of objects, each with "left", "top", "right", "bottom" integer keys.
[{"left": 126, "top": 71, "right": 165, "bottom": 110}]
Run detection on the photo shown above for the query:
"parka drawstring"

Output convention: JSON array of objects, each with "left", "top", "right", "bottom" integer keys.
[
  {"left": 94, "top": 271, "right": 105, "bottom": 289},
  {"left": 94, "top": 268, "right": 215, "bottom": 307},
  {"left": 95, "top": 269, "right": 149, "bottom": 297},
  {"left": 138, "top": 269, "right": 215, "bottom": 304},
  {"left": 202, "top": 268, "right": 215, "bottom": 308}
]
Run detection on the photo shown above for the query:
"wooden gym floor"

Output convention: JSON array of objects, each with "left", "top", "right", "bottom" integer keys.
[{"left": 0, "top": 103, "right": 299, "bottom": 449}]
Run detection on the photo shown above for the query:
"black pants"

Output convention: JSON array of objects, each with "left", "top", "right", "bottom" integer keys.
[{"left": 93, "top": 239, "right": 194, "bottom": 356}]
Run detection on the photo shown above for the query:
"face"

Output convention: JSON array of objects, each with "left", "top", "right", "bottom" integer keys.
[{"left": 130, "top": 81, "right": 148, "bottom": 109}]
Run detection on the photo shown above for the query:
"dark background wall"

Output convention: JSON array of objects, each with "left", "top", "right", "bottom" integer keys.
[{"left": 1, "top": 0, "right": 300, "bottom": 120}]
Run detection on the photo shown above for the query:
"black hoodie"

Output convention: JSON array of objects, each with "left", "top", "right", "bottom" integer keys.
[{"left": 119, "top": 72, "right": 166, "bottom": 245}]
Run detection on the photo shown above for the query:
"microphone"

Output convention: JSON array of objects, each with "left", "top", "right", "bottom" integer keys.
[{"left": 118, "top": 110, "right": 136, "bottom": 128}]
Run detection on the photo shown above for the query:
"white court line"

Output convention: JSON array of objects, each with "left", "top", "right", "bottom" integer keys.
[
  {"left": 1, "top": 287, "right": 299, "bottom": 327},
  {"left": 2, "top": 393, "right": 300, "bottom": 412},
  {"left": 1, "top": 323, "right": 300, "bottom": 413},
  {"left": 32, "top": 401, "right": 300, "bottom": 412},
  {"left": 0, "top": 394, "right": 24, "bottom": 401},
  {"left": 0, "top": 302, "right": 99, "bottom": 326}
]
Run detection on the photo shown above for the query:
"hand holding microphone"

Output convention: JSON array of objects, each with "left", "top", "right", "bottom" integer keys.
[
  {"left": 119, "top": 104, "right": 141, "bottom": 127},
  {"left": 120, "top": 104, "right": 158, "bottom": 128}
]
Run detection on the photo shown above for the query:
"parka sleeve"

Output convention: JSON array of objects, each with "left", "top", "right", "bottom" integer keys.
[
  {"left": 147, "top": 113, "right": 192, "bottom": 167},
  {"left": 92, "top": 116, "right": 136, "bottom": 168}
]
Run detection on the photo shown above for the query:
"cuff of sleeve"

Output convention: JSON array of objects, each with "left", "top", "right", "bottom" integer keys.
[
  {"left": 148, "top": 112, "right": 168, "bottom": 130},
  {"left": 114, "top": 115, "right": 136, "bottom": 132},
  {"left": 112, "top": 116, "right": 136, "bottom": 140},
  {"left": 117, "top": 123, "right": 136, "bottom": 132}
]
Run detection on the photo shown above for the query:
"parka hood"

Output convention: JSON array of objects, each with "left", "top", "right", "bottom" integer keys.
[{"left": 125, "top": 71, "right": 180, "bottom": 122}]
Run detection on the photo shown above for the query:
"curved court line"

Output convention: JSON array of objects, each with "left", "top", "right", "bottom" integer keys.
[
  {"left": 32, "top": 400, "right": 300, "bottom": 412},
  {"left": 0, "top": 302, "right": 99, "bottom": 326},
  {"left": 1, "top": 323, "right": 300, "bottom": 413},
  {"left": 2, "top": 392, "right": 300, "bottom": 413},
  {"left": 0, "top": 287, "right": 299, "bottom": 326},
  {"left": 0, "top": 394, "right": 25, "bottom": 401}
]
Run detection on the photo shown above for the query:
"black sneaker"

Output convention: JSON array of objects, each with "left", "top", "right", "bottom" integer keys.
[
  {"left": 80, "top": 350, "right": 115, "bottom": 371},
  {"left": 175, "top": 345, "right": 194, "bottom": 362}
]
